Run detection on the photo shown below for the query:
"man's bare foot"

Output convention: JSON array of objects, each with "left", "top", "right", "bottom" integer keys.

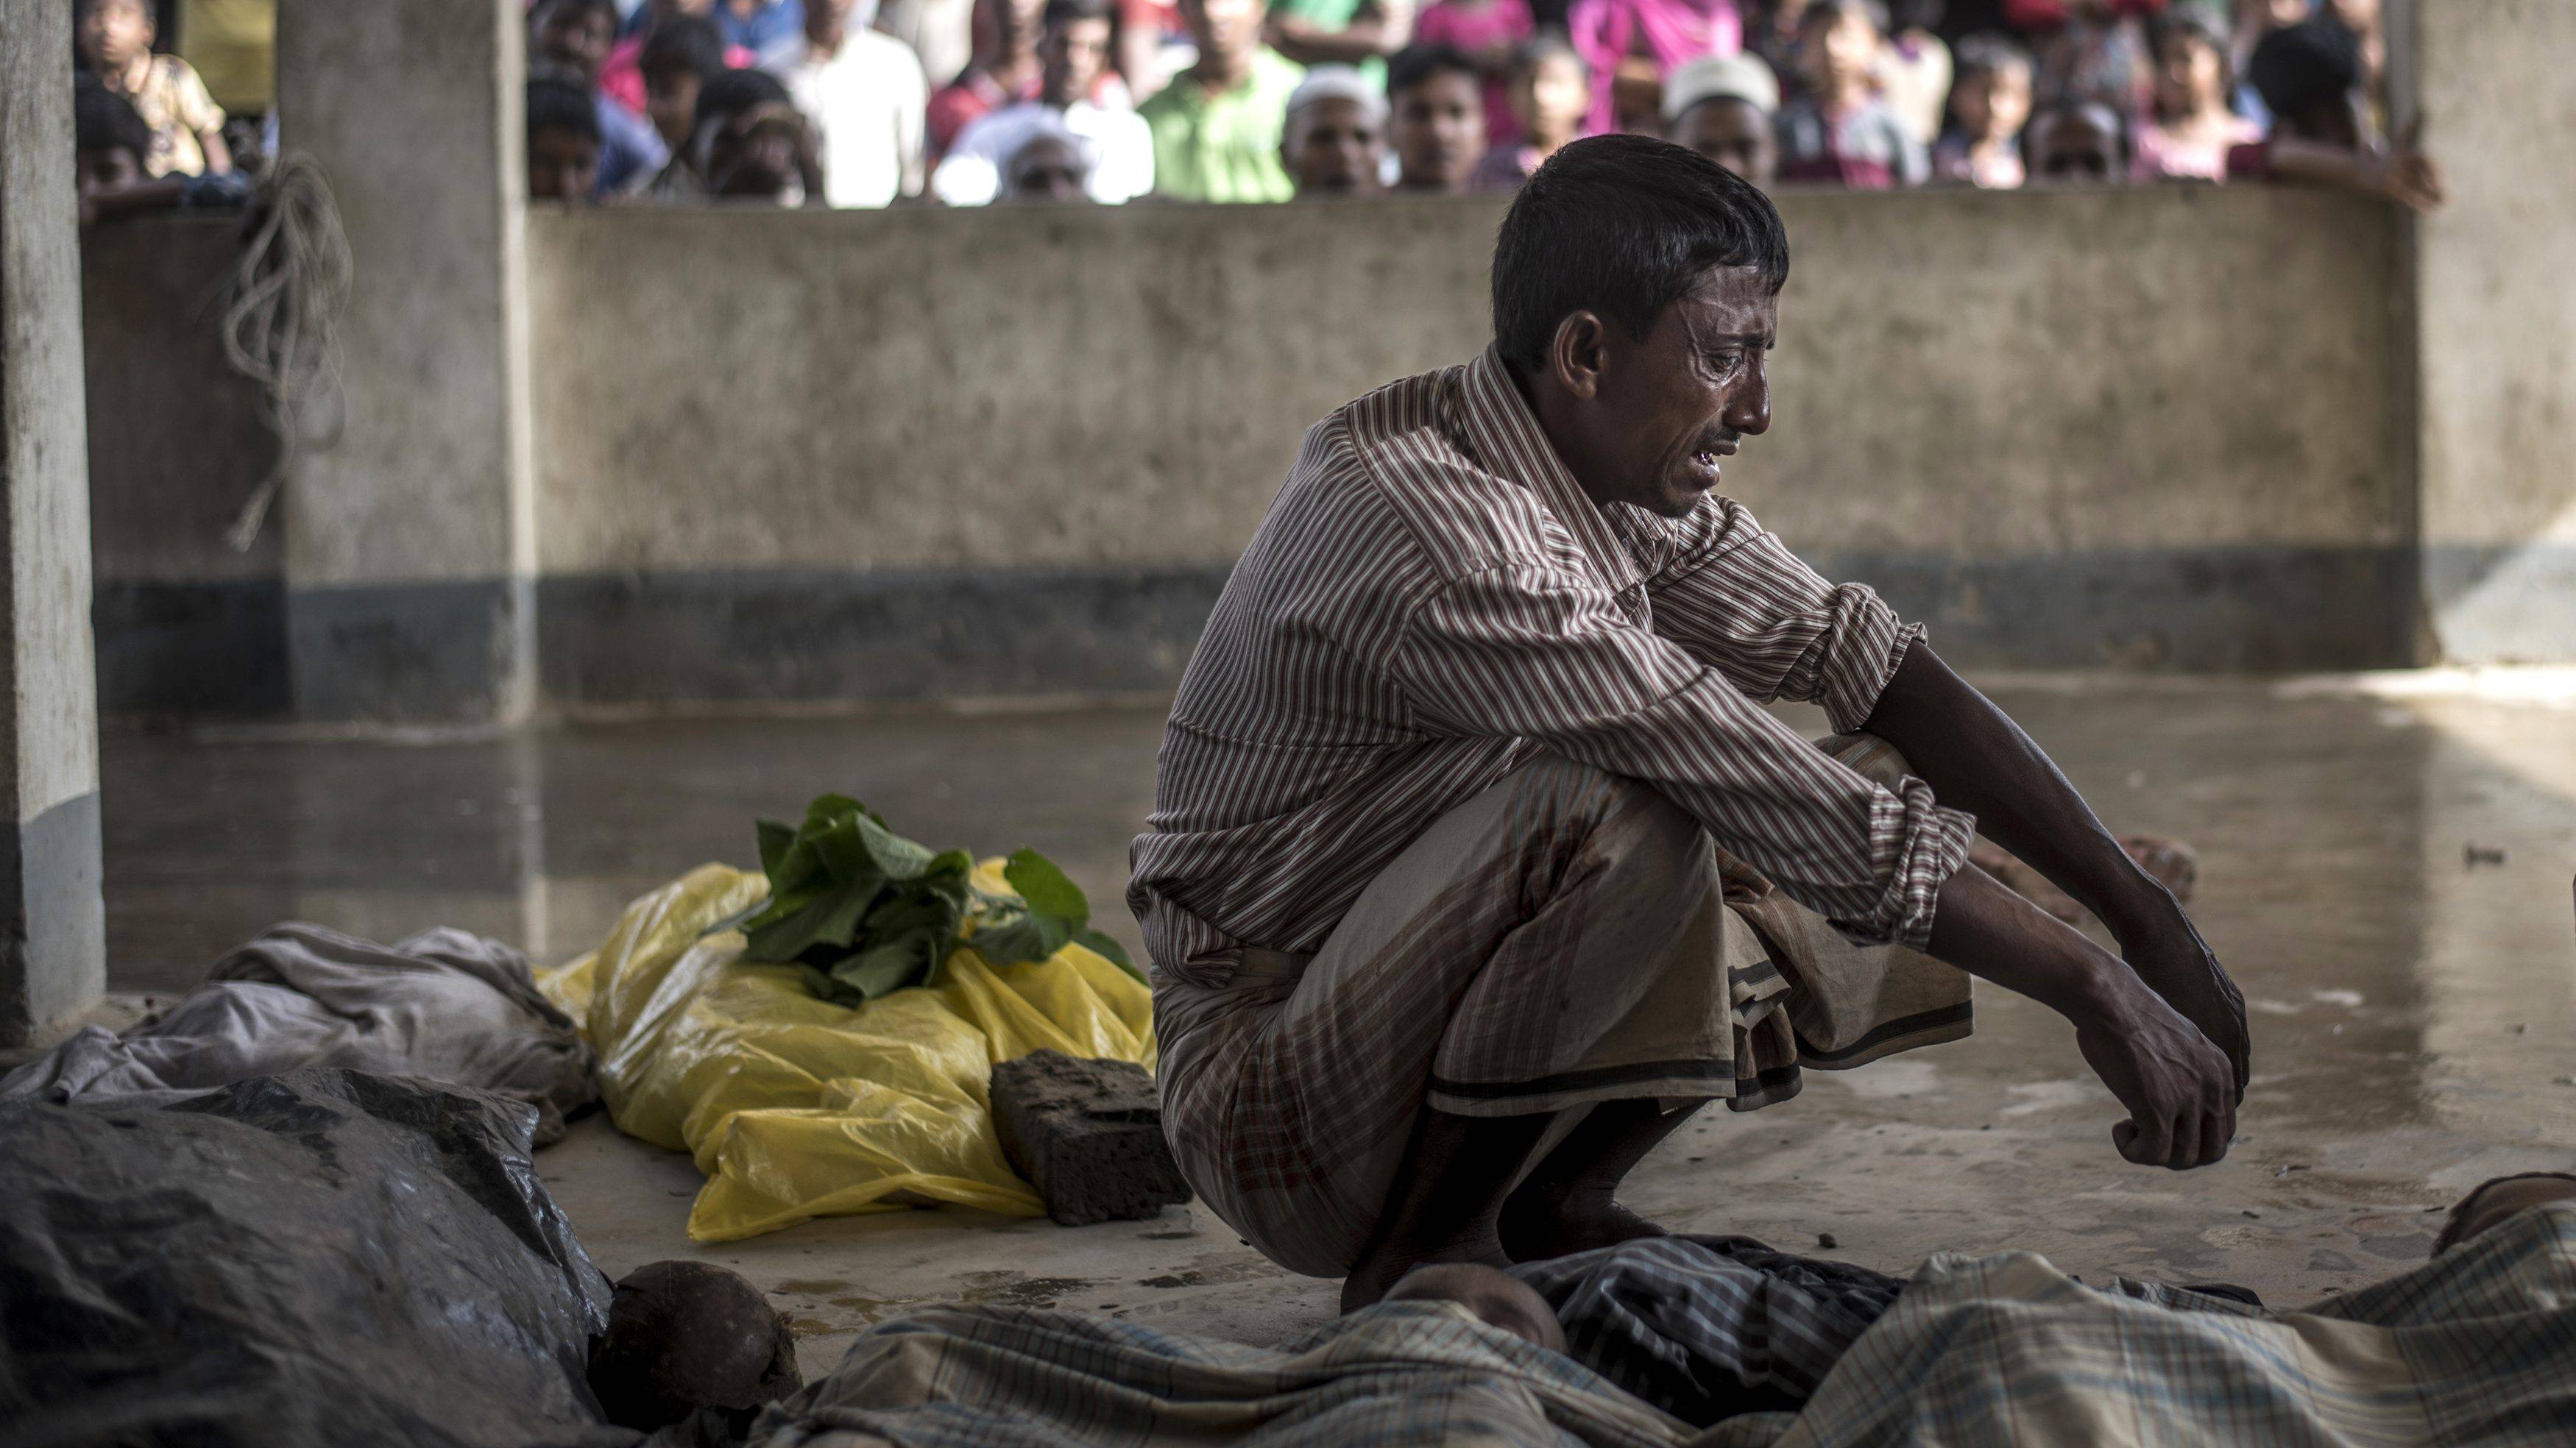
[
  {"left": 1340, "top": 1240, "right": 1510, "bottom": 1313},
  {"left": 1496, "top": 1190, "right": 1669, "bottom": 1263}
]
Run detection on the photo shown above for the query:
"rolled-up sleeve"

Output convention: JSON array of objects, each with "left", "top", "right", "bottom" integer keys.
[
  {"left": 1391, "top": 560, "right": 1973, "bottom": 950},
  {"left": 1648, "top": 502, "right": 1922, "bottom": 737}
]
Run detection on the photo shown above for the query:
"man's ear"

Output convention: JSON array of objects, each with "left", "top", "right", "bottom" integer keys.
[{"left": 1549, "top": 311, "right": 1607, "bottom": 401}]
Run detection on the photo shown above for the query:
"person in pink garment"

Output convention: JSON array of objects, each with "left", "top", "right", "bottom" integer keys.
[
  {"left": 1413, "top": 0, "right": 1535, "bottom": 143},
  {"left": 1567, "top": 0, "right": 1743, "bottom": 136},
  {"left": 2131, "top": 13, "right": 2259, "bottom": 181},
  {"left": 602, "top": 0, "right": 758, "bottom": 115}
]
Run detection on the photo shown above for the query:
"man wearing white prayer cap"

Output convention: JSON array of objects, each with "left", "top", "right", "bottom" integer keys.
[
  {"left": 1279, "top": 64, "right": 1388, "bottom": 196},
  {"left": 1662, "top": 51, "right": 1780, "bottom": 186}
]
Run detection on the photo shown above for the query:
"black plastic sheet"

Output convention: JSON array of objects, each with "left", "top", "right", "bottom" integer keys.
[{"left": 0, "top": 1068, "right": 637, "bottom": 1448}]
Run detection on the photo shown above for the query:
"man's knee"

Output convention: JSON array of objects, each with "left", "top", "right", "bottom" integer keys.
[{"left": 1501, "top": 757, "right": 1710, "bottom": 892}]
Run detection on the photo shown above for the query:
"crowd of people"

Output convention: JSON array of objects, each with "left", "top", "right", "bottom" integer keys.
[
  {"left": 58, "top": 0, "right": 2437, "bottom": 218},
  {"left": 500, "top": 0, "right": 2437, "bottom": 210}
]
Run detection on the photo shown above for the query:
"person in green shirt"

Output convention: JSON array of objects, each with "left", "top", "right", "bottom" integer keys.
[
  {"left": 1265, "top": 0, "right": 1412, "bottom": 88},
  {"left": 1138, "top": 0, "right": 1306, "bottom": 202}
]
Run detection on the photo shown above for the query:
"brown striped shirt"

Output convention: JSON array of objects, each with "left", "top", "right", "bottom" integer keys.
[{"left": 1127, "top": 347, "right": 1976, "bottom": 972}]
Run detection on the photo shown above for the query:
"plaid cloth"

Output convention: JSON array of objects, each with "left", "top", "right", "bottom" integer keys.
[
  {"left": 1701, "top": 1203, "right": 2576, "bottom": 1447},
  {"left": 746, "top": 1299, "right": 1703, "bottom": 1447},
  {"left": 1510, "top": 1236, "right": 1907, "bottom": 1427}
]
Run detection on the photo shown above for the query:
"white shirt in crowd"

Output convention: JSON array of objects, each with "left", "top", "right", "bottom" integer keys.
[
  {"left": 782, "top": 29, "right": 930, "bottom": 207},
  {"left": 931, "top": 99, "right": 1156, "bottom": 205}
]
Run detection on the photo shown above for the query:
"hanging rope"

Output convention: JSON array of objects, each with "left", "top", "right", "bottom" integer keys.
[{"left": 220, "top": 152, "right": 353, "bottom": 552}]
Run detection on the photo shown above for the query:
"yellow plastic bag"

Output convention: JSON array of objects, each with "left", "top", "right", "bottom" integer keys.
[{"left": 542, "top": 862, "right": 1157, "bottom": 1242}]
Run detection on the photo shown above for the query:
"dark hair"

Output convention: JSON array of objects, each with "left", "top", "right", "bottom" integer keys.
[
  {"left": 1041, "top": 0, "right": 1115, "bottom": 29},
  {"left": 527, "top": 77, "right": 603, "bottom": 143},
  {"left": 1949, "top": 31, "right": 2030, "bottom": 87},
  {"left": 74, "top": 0, "right": 150, "bottom": 23},
  {"left": 1491, "top": 134, "right": 1789, "bottom": 375},
  {"left": 535, "top": 0, "right": 620, "bottom": 28},
  {"left": 2148, "top": 13, "right": 2234, "bottom": 118},
  {"left": 694, "top": 65, "right": 796, "bottom": 132},
  {"left": 2021, "top": 99, "right": 2129, "bottom": 172},
  {"left": 1510, "top": 34, "right": 1587, "bottom": 84},
  {"left": 72, "top": 73, "right": 153, "bottom": 160},
  {"left": 2246, "top": 17, "right": 2362, "bottom": 122},
  {"left": 1387, "top": 44, "right": 1480, "bottom": 99},
  {"left": 1799, "top": 0, "right": 1889, "bottom": 38},
  {"left": 640, "top": 16, "right": 728, "bottom": 82}
]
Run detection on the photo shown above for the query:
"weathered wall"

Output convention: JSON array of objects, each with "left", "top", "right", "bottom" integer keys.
[
  {"left": 1, "top": 0, "right": 106, "bottom": 1041},
  {"left": 526, "top": 185, "right": 2408, "bottom": 704},
  {"left": 2407, "top": 0, "right": 2576, "bottom": 662},
  {"left": 82, "top": 216, "right": 286, "bottom": 717},
  {"left": 274, "top": 0, "right": 534, "bottom": 723}
]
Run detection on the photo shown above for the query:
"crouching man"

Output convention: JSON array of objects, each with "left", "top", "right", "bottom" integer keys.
[{"left": 1126, "top": 135, "right": 2251, "bottom": 1310}]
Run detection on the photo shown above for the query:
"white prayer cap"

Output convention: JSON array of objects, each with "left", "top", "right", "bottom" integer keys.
[
  {"left": 1663, "top": 52, "right": 1781, "bottom": 123},
  {"left": 1285, "top": 65, "right": 1388, "bottom": 126},
  {"left": 1002, "top": 113, "right": 1100, "bottom": 180}
]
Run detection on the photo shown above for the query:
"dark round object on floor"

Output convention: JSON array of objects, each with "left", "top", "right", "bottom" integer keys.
[{"left": 587, "top": 1260, "right": 801, "bottom": 1430}]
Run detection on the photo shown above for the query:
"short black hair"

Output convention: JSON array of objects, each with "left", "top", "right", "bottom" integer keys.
[
  {"left": 1491, "top": 133, "right": 1789, "bottom": 375},
  {"left": 2246, "top": 17, "right": 2362, "bottom": 122},
  {"left": 694, "top": 65, "right": 796, "bottom": 132},
  {"left": 1041, "top": 0, "right": 1115, "bottom": 29},
  {"left": 73, "top": 73, "right": 153, "bottom": 160},
  {"left": 527, "top": 77, "right": 602, "bottom": 144},
  {"left": 1510, "top": 34, "right": 1586, "bottom": 83},
  {"left": 1800, "top": 0, "right": 1889, "bottom": 37},
  {"left": 1949, "top": 31, "right": 2030, "bottom": 87},
  {"left": 2023, "top": 99, "right": 2129, "bottom": 171},
  {"left": 535, "top": 0, "right": 620, "bottom": 27},
  {"left": 640, "top": 16, "right": 728, "bottom": 82},
  {"left": 1387, "top": 44, "right": 1480, "bottom": 100},
  {"left": 2148, "top": 13, "right": 2234, "bottom": 118}
]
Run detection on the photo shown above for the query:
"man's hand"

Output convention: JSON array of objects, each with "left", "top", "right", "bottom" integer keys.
[
  {"left": 2117, "top": 911, "right": 2250, "bottom": 1100},
  {"left": 2074, "top": 978, "right": 2237, "bottom": 1170}
]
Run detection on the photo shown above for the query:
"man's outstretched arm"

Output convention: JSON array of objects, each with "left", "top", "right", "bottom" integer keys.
[{"left": 1862, "top": 642, "right": 2251, "bottom": 1096}]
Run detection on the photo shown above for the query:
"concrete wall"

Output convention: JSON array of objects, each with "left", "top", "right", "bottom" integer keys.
[
  {"left": 274, "top": 0, "right": 534, "bottom": 723},
  {"left": 525, "top": 185, "right": 2409, "bottom": 706},
  {"left": 82, "top": 216, "right": 286, "bottom": 718},
  {"left": 2407, "top": 0, "right": 2576, "bottom": 662},
  {"left": 1, "top": 0, "right": 106, "bottom": 1042}
]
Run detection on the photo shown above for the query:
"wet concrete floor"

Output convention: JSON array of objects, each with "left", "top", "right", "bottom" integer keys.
[{"left": 99, "top": 675, "right": 2576, "bottom": 1369}]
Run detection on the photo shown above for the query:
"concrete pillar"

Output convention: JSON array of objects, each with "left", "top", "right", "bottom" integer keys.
[
  {"left": 2401, "top": 1, "right": 2576, "bottom": 661},
  {"left": 273, "top": 0, "right": 535, "bottom": 723},
  {"left": 0, "top": 0, "right": 109, "bottom": 1043}
]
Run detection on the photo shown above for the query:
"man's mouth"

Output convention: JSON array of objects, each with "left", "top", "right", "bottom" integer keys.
[{"left": 1690, "top": 439, "right": 1740, "bottom": 472}]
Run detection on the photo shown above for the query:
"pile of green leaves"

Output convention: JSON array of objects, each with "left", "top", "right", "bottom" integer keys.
[{"left": 729, "top": 794, "right": 1142, "bottom": 1007}]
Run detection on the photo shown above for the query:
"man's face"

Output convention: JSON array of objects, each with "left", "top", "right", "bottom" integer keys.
[
  {"left": 537, "top": 3, "right": 617, "bottom": 88},
  {"left": 644, "top": 68, "right": 703, "bottom": 149},
  {"left": 1041, "top": 17, "right": 1113, "bottom": 107},
  {"left": 1003, "top": 135, "right": 1093, "bottom": 200},
  {"left": 1670, "top": 98, "right": 1776, "bottom": 186},
  {"left": 528, "top": 127, "right": 602, "bottom": 201},
  {"left": 1183, "top": 0, "right": 1265, "bottom": 65},
  {"left": 1283, "top": 97, "right": 1384, "bottom": 196},
  {"left": 79, "top": 0, "right": 153, "bottom": 68},
  {"left": 806, "top": 0, "right": 859, "bottom": 47},
  {"left": 1391, "top": 69, "right": 1484, "bottom": 192},
  {"left": 76, "top": 145, "right": 145, "bottom": 200},
  {"left": 2029, "top": 106, "right": 2120, "bottom": 181},
  {"left": 1574, "top": 267, "right": 1777, "bottom": 519}
]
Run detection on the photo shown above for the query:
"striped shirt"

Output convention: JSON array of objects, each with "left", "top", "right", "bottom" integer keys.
[{"left": 1126, "top": 347, "right": 1976, "bottom": 972}]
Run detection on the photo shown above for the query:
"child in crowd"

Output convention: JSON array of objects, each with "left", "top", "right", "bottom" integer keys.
[
  {"left": 527, "top": 77, "right": 606, "bottom": 202},
  {"left": 2132, "top": 13, "right": 2258, "bottom": 180},
  {"left": 602, "top": 0, "right": 754, "bottom": 115},
  {"left": 1775, "top": 0, "right": 1926, "bottom": 186},
  {"left": 637, "top": 18, "right": 732, "bottom": 154},
  {"left": 531, "top": 0, "right": 670, "bottom": 196},
  {"left": 1411, "top": 0, "right": 1535, "bottom": 145},
  {"left": 2022, "top": 96, "right": 2123, "bottom": 180},
  {"left": 1386, "top": 46, "right": 1487, "bottom": 193},
  {"left": 2034, "top": 0, "right": 2149, "bottom": 113},
  {"left": 71, "top": 74, "right": 247, "bottom": 224},
  {"left": 936, "top": 0, "right": 1153, "bottom": 204},
  {"left": 1930, "top": 31, "right": 2028, "bottom": 187},
  {"left": 1278, "top": 66, "right": 1387, "bottom": 196},
  {"left": 2227, "top": 15, "right": 2438, "bottom": 210},
  {"left": 1874, "top": 0, "right": 1948, "bottom": 145},
  {"left": 1139, "top": 0, "right": 1304, "bottom": 202},
  {"left": 1567, "top": 0, "right": 1746, "bottom": 137},
  {"left": 1661, "top": 52, "right": 1779, "bottom": 185},
  {"left": 690, "top": 66, "right": 825, "bottom": 202},
  {"left": 77, "top": 0, "right": 231, "bottom": 178},
  {"left": 1468, "top": 36, "right": 1589, "bottom": 191}
]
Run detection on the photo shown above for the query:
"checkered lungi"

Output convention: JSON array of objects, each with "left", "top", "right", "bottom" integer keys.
[{"left": 1153, "top": 737, "right": 1975, "bottom": 1279}]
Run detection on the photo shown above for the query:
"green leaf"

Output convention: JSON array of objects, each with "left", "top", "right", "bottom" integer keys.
[
  {"left": 756, "top": 819, "right": 798, "bottom": 877},
  {"left": 830, "top": 947, "right": 930, "bottom": 1002},
  {"left": 1002, "top": 849, "right": 1091, "bottom": 928}
]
